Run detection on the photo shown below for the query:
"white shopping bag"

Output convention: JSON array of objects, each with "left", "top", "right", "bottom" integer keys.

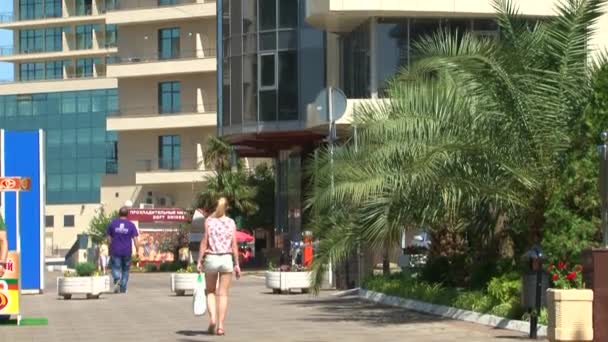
[{"left": 193, "top": 273, "right": 207, "bottom": 316}]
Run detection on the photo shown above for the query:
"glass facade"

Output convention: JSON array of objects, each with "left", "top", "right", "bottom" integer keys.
[
  {"left": 341, "top": 18, "right": 500, "bottom": 98},
  {"left": 220, "top": 0, "right": 325, "bottom": 133},
  {"left": 19, "top": 0, "right": 62, "bottom": 20},
  {"left": 75, "top": 0, "right": 93, "bottom": 16},
  {"left": 0, "top": 89, "right": 118, "bottom": 204},
  {"left": 19, "top": 60, "right": 70, "bottom": 81}
]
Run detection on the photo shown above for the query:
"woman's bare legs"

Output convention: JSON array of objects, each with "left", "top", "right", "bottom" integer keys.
[
  {"left": 216, "top": 272, "right": 233, "bottom": 334},
  {"left": 205, "top": 272, "right": 219, "bottom": 332}
]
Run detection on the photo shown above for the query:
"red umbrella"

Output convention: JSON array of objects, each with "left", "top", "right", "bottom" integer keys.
[{"left": 235, "top": 230, "right": 254, "bottom": 243}]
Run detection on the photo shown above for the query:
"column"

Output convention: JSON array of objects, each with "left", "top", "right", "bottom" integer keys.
[{"left": 369, "top": 17, "right": 379, "bottom": 99}]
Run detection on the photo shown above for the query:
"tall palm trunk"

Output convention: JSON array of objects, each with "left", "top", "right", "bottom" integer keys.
[{"left": 382, "top": 249, "right": 390, "bottom": 276}]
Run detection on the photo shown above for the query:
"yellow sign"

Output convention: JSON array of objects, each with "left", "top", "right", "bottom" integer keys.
[{"left": 0, "top": 251, "right": 20, "bottom": 315}]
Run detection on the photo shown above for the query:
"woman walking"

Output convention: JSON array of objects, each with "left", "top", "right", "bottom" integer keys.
[{"left": 197, "top": 197, "right": 241, "bottom": 336}]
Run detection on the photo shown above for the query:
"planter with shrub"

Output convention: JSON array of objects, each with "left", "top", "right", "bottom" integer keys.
[
  {"left": 265, "top": 263, "right": 312, "bottom": 294},
  {"left": 546, "top": 262, "right": 593, "bottom": 342},
  {"left": 57, "top": 262, "right": 111, "bottom": 300},
  {"left": 171, "top": 265, "right": 199, "bottom": 296}
]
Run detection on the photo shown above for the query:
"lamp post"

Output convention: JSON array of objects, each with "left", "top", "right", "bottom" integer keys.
[{"left": 599, "top": 132, "right": 608, "bottom": 248}]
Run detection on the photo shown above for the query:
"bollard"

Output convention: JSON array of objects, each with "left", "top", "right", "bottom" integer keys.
[{"left": 523, "top": 246, "right": 544, "bottom": 339}]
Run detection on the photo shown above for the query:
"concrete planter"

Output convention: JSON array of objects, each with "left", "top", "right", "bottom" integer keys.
[
  {"left": 265, "top": 271, "right": 311, "bottom": 294},
  {"left": 57, "top": 275, "right": 111, "bottom": 300},
  {"left": 547, "top": 289, "right": 593, "bottom": 342},
  {"left": 170, "top": 273, "right": 200, "bottom": 296}
]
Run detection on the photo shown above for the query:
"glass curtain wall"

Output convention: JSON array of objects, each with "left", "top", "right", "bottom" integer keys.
[
  {"left": 222, "top": 0, "right": 299, "bottom": 127},
  {"left": 0, "top": 89, "right": 118, "bottom": 204},
  {"left": 19, "top": 0, "right": 61, "bottom": 20},
  {"left": 341, "top": 18, "right": 500, "bottom": 98}
]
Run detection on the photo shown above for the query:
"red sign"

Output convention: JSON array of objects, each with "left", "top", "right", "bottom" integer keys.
[
  {"left": 0, "top": 177, "right": 31, "bottom": 191},
  {"left": 127, "top": 208, "right": 190, "bottom": 222}
]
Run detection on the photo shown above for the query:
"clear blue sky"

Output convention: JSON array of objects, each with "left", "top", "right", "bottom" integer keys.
[{"left": 0, "top": 1, "right": 13, "bottom": 81}]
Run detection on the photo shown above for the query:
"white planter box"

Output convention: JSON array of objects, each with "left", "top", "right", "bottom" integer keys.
[
  {"left": 170, "top": 273, "right": 200, "bottom": 296},
  {"left": 265, "top": 271, "right": 312, "bottom": 293},
  {"left": 57, "top": 276, "right": 111, "bottom": 299}
]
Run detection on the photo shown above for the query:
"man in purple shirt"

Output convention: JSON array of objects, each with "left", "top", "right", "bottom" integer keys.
[{"left": 106, "top": 207, "right": 139, "bottom": 294}]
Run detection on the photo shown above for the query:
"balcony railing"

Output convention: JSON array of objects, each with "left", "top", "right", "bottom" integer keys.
[
  {"left": 3, "top": 71, "right": 108, "bottom": 84},
  {"left": 0, "top": 7, "right": 102, "bottom": 24},
  {"left": 107, "top": 0, "right": 215, "bottom": 12},
  {"left": 110, "top": 103, "right": 217, "bottom": 116},
  {"left": 107, "top": 49, "right": 216, "bottom": 64},
  {"left": 136, "top": 159, "right": 188, "bottom": 172}
]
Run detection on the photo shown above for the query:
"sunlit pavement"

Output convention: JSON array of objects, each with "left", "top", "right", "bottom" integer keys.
[{"left": 0, "top": 272, "right": 538, "bottom": 342}]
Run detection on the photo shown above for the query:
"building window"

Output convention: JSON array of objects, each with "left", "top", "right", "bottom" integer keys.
[
  {"left": 45, "top": 0, "right": 62, "bottom": 17},
  {"left": 158, "top": 0, "right": 178, "bottom": 5},
  {"left": 45, "top": 215, "right": 54, "bottom": 228},
  {"left": 106, "top": 132, "right": 118, "bottom": 174},
  {"left": 19, "top": 62, "right": 44, "bottom": 81},
  {"left": 19, "top": 29, "right": 43, "bottom": 53},
  {"left": 75, "top": 0, "right": 93, "bottom": 16},
  {"left": 158, "top": 81, "right": 181, "bottom": 114},
  {"left": 158, "top": 135, "right": 181, "bottom": 170},
  {"left": 44, "top": 27, "right": 62, "bottom": 52},
  {"left": 63, "top": 215, "right": 75, "bottom": 227},
  {"left": 19, "top": 0, "right": 43, "bottom": 20},
  {"left": 259, "top": 53, "right": 276, "bottom": 89},
  {"left": 105, "top": 24, "right": 117, "bottom": 48},
  {"left": 158, "top": 27, "right": 180, "bottom": 60},
  {"left": 76, "top": 58, "right": 95, "bottom": 77},
  {"left": 259, "top": 0, "right": 276, "bottom": 31},
  {"left": 76, "top": 24, "right": 93, "bottom": 50},
  {"left": 46, "top": 60, "right": 64, "bottom": 79}
]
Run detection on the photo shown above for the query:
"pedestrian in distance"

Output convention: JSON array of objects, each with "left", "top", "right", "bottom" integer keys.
[
  {"left": 98, "top": 240, "right": 110, "bottom": 275},
  {"left": 107, "top": 207, "right": 140, "bottom": 294},
  {"left": 197, "top": 197, "right": 241, "bottom": 336}
]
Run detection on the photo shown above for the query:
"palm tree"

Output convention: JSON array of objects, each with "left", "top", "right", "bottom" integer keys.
[
  {"left": 195, "top": 136, "right": 258, "bottom": 221},
  {"left": 306, "top": 0, "right": 606, "bottom": 291}
]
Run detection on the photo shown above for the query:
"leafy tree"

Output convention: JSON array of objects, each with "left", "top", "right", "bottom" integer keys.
[{"left": 88, "top": 207, "right": 118, "bottom": 244}]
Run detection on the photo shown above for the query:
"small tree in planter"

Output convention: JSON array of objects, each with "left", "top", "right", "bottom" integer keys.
[
  {"left": 546, "top": 262, "right": 593, "bottom": 342},
  {"left": 170, "top": 264, "right": 199, "bottom": 296},
  {"left": 58, "top": 262, "right": 111, "bottom": 300}
]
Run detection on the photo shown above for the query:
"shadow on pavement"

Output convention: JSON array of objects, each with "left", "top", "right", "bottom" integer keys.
[
  {"left": 282, "top": 295, "right": 444, "bottom": 326},
  {"left": 176, "top": 330, "right": 214, "bottom": 339}
]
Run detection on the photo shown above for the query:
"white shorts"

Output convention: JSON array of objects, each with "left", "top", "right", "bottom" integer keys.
[
  {"left": 100, "top": 256, "right": 109, "bottom": 267},
  {"left": 204, "top": 254, "right": 234, "bottom": 273}
]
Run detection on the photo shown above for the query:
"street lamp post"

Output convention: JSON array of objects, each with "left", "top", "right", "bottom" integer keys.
[{"left": 599, "top": 132, "right": 608, "bottom": 247}]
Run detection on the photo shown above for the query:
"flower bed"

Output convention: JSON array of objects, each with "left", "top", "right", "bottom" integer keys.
[{"left": 364, "top": 273, "right": 546, "bottom": 324}]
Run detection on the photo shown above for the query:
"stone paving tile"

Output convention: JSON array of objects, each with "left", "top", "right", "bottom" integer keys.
[{"left": 0, "top": 272, "right": 542, "bottom": 342}]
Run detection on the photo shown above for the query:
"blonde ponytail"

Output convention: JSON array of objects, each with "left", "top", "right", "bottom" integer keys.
[{"left": 213, "top": 197, "right": 229, "bottom": 218}]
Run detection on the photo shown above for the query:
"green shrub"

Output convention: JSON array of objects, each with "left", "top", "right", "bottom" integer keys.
[
  {"left": 144, "top": 263, "right": 158, "bottom": 272},
  {"left": 486, "top": 273, "right": 521, "bottom": 304},
  {"left": 420, "top": 256, "right": 452, "bottom": 285},
  {"left": 159, "top": 262, "right": 182, "bottom": 272},
  {"left": 75, "top": 262, "right": 96, "bottom": 277},
  {"left": 453, "top": 291, "right": 493, "bottom": 312}
]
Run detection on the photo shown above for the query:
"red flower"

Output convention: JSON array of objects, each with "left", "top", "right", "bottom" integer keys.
[
  {"left": 557, "top": 261, "right": 566, "bottom": 270},
  {"left": 552, "top": 273, "right": 560, "bottom": 281},
  {"left": 567, "top": 272, "right": 577, "bottom": 280},
  {"left": 547, "top": 265, "right": 555, "bottom": 271},
  {"left": 575, "top": 265, "right": 583, "bottom": 272}
]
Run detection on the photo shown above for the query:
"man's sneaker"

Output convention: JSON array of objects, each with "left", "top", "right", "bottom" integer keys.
[{"left": 113, "top": 282, "right": 120, "bottom": 294}]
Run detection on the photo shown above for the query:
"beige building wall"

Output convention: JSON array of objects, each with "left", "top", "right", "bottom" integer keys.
[
  {"left": 118, "top": 73, "right": 216, "bottom": 114},
  {"left": 101, "top": 126, "right": 216, "bottom": 210},
  {"left": 44, "top": 203, "right": 101, "bottom": 255},
  {"left": 116, "top": 19, "right": 216, "bottom": 59}
]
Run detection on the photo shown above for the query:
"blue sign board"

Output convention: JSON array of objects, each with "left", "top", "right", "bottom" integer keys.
[{"left": 1, "top": 130, "right": 45, "bottom": 292}]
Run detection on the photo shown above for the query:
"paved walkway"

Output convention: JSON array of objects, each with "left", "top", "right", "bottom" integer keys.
[{"left": 0, "top": 273, "right": 535, "bottom": 342}]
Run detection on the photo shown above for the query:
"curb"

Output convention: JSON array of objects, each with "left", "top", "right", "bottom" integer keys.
[{"left": 359, "top": 289, "right": 547, "bottom": 337}]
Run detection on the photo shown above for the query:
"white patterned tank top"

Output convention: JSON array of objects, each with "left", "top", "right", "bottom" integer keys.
[{"left": 206, "top": 216, "right": 236, "bottom": 254}]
